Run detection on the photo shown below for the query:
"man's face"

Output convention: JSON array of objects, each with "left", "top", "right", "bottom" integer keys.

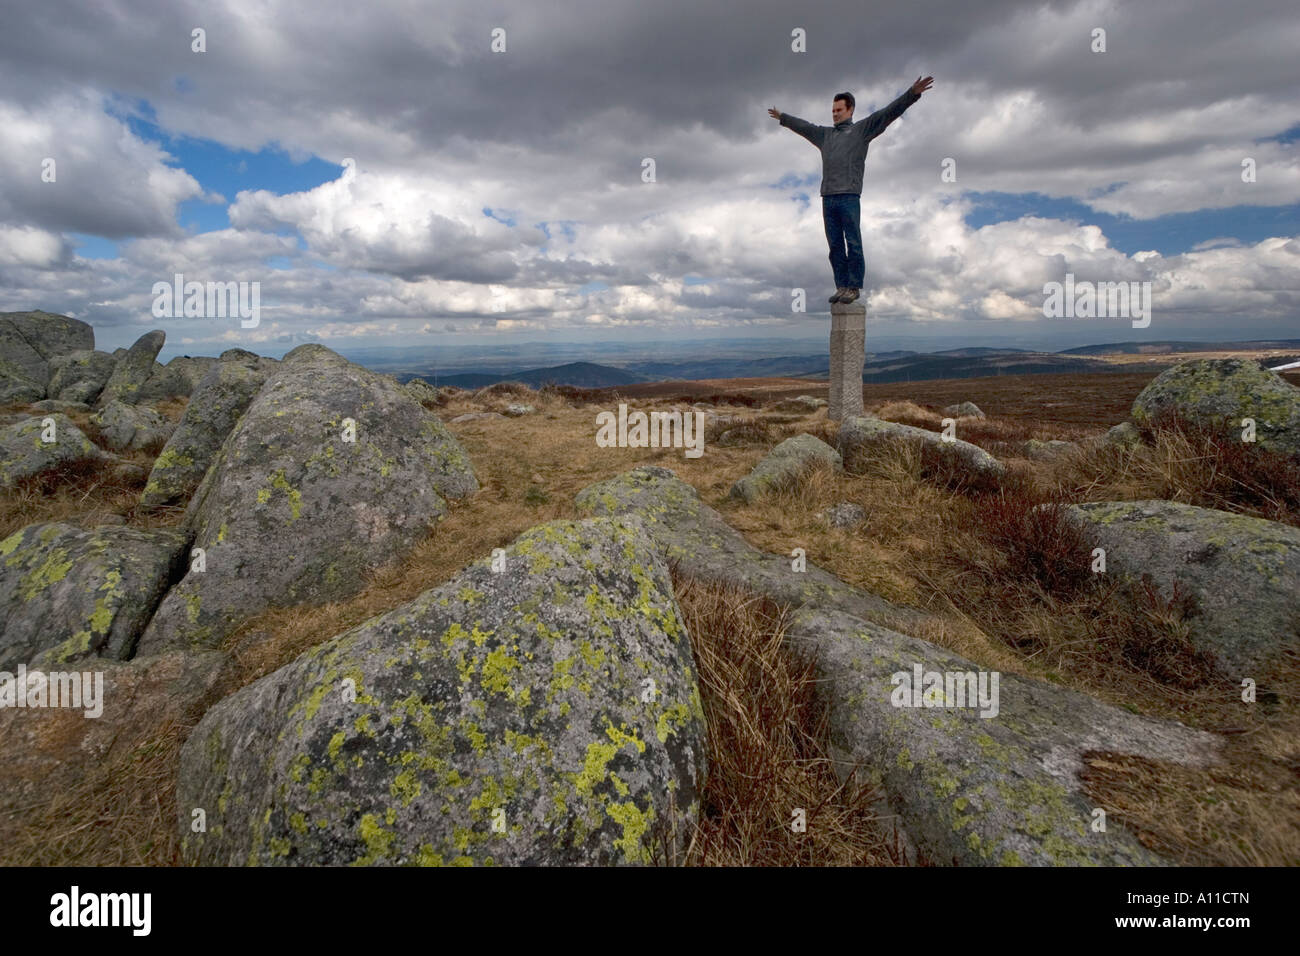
[{"left": 832, "top": 99, "right": 853, "bottom": 124}]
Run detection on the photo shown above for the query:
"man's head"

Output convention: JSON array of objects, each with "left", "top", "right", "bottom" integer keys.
[{"left": 833, "top": 92, "right": 855, "bottom": 123}]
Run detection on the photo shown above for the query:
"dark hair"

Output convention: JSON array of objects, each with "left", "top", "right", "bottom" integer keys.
[{"left": 834, "top": 91, "right": 855, "bottom": 112}]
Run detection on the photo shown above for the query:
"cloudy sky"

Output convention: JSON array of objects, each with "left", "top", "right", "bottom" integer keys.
[{"left": 1, "top": 0, "right": 1297, "bottom": 359}]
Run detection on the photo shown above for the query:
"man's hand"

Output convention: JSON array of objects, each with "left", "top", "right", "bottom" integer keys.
[
  {"left": 767, "top": 107, "right": 782, "bottom": 120},
  {"left": 910, "top": 76, "right": 934, "bottom": 96}
]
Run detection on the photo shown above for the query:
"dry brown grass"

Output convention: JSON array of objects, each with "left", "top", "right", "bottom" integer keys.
[
  {"left": 1079, "top": 666, "right": 1300, "bottom": 867},
  {"left": 1039, "top": 408, "right": 1300, "bottom": 528},
  {"left": 0, "top": 718, "right": 187, "bottom": 866},
  {"left": 672, "top": 573, "right": 897, "bottom": 866}
]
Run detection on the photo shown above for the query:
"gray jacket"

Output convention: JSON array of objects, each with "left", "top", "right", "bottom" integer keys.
[{"left": 779, "top": 88, "right": 921, "bottom": 196}]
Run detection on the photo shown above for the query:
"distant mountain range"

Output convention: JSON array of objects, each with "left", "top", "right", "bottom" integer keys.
[
  {"left": 413, "top": 361, "right": 648, "bottom": 389},
  {"left": 395, "top": 340, "right": 1300, "bottom": 389},
  {"left": 1060, "top": 339, "right": 1300, "bottom": 355}
]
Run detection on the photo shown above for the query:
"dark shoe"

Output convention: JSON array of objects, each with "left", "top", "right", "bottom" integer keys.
[
  {"left": 838, "top": 287, "right": 860, "bottom": 304},
  {"left": 828, "top": 287, "right": 848, "bottom": 303}
]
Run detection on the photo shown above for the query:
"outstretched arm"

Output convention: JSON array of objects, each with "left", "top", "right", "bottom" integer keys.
[
  {"left": 770, "top": 107, "right": 825, "bottom": 148},
  {"left": 859, "top": 75, "right": 932, "bottom": 141}
]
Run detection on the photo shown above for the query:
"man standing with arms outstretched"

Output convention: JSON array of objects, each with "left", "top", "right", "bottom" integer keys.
[{"left": 770, "top": 76, "right": 933, "bottom": 305}]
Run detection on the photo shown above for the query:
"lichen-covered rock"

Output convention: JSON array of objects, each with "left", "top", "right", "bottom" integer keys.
[
  {"left": 1131, "top": 358, "right": 1300, "bottom": 459},
  {"left": 164, "top": 356, "right": 220, "bottom": 393},
  {"left": 784, "top": 606, "right": 1220, "bottom": 866},
  {"left": 1102, "top": 422, "right": 1142, "bottom": 448},
  {"left": 838, "top": 416, "right": 1005, "bottom": 479},
  {"left": 139, "top": 353, "right": 275, "bottom": 510},
  {"left": 0, "top": 522, "right": 189, "bottom": 669},
  {"left": 176, "top": 515, "right": 706, "bottom": 866},
  {"left": 401, "top": 377, "right": 440, "bottom": 407},
  {"left": 1057, "top": 500, "right": 1300, "bottom": 678},
  {"left": 0, "top": 651, "right": 232, "bottom": 813},
  {"left": 819, "top": 501, "right": 867, "bottom": 529},
  {"left": 46, "top": 350, "right": 116, "bottom": 405},
  {"left": 0, "top": 325, "right": 49, "bottom": 390},
  {"left": 29, "top": 399, "right": 90, "bottom": 414},
  {"left": 0, "top": 354, "right": 46, "bottom": 403},
  {"left": 97, "top": 329, "right": 165, "bottom": 407},
  {"left": 0, "top": 311, "right": 95, "bottom": 396},
  {"left": 450, "top": 412, "right": 505, "bottom": 424},
  {"left": 90, "top": 400, "right": 175, "bottom": 453},
  {"left": 729, "top": 434, "right": 842, "bottom": 504},
  {"left": 576, "top": 466, "right": 929, "bottom": 637},
  {"left": 504, "top": 403, "right": 535, "bottom": 417},
  {"left": 1023, "top": 439, "right": 1076, "bottom": 461},
  {"left": 943, "top": 401, "right": 985, "bottom": 419},
  {"left": 136, "top": 344, "right": 479, "bottom": 655},
  {"left": 0, "top": 413, "right": 113, "bottom": 490},
  {"left": 0, "top": 310, "right": 94, "bottom": 364},
  {"left": 135, "top": 361, "right": 197, "bottom": 403}
]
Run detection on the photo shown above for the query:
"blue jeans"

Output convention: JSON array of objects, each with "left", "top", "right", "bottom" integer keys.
[{"left": 822, "top": 193, "right": 864, "bottom": 289}]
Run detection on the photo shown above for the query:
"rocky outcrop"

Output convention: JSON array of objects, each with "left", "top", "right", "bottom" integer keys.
[
  {"left": 1102, "top": 422, "right": 1142, "bottom": 449},
  {"left": 785, "top": 607, "right": 1221, "bottom": 865},
  {"left": 164, "top": 356, "right": 220, "bottom": 394},
  {"left": 0, "top": 357, "right": 45, "bottom": 405},
  {"left": 729, "top": 434, "right": 842, "bottom": 504},
  {"left": 1131, "top": 358, "right": 1300, "bottom": 459},
  {"left": 136, "top": 344, "right": 479, "bottom": 655},
  {"left": 97, "top": 330, "right": 165, "bottom": 407},
  {"left": 838, "top": 416, "right": 1005, "bottom": 478},
  {"left": 0, "top": 311, "right": 94, "bottom": 363},
  {"left": 1023, "top": 439, "right": 1077, "bottom": 461},
  {"left": 46, "top": 350, "right": 117, "bottom": 405},
  {"left": 0, "top": 311, "right": 95, "bottom": 400},
  {"left": 0, "top": 327, "right": 48, "bottom": 392},
  {"left": 139, "top": 352, "right": 276, "bottom": 510},
  {"left": 135, "top": 362, "right": 196, "bottom": 403},
  {"left": 28, "top": 399, "right": 89, "bottom": 414},
  {"left": 401, "top": 377, "right": 440, "bottom": 407},
  {"left": 90, "top": 400, "right": 175, "bottom": 453},
  {"left": 0, "top": 414, "right": 113, "bottom": 490},
  {"left": 177, "top": 516, "right": 706, "bottom": 866},
  {"left": 943, "top": 401, "right": 986, "bottom": 419},
  {"left": 1058, "top": 500, "right": 1300, "bottom": 678},
  {"left": 0, "top": 522, "right": 189, "bottom": 669}
]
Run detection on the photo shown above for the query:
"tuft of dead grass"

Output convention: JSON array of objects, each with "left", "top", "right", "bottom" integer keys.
[{"left": 672, "top": 572, "right": 897, "bottom": 866}]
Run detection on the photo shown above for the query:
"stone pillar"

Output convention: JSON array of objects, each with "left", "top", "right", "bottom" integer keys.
[{"left": 828, "top": 301, "right": 865, "bottom": 421}]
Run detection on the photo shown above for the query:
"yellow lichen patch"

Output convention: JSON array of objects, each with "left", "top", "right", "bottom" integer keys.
[
  {"left": 606, "top": 800, "right": 655, "bottom": 863},
  {"left": 353, "top": 813, "right": 395, "bottom": 865},
  {"left": 655, "top": 700, "right": 693, "bottom": 744},
  {"left": 257, "top": 468, "right": 303, "bottom": 521},
  {"left": 0, "top": 528, "right": 25, "bottom": 559},
  {"left": 480, "top": 646, "right": 520, "bottom": 695},
  {"left": 18, "top": 547, "right": 74, "bottom": 599},
  {"left": 391, "top": 768, "right": 421, "bottom": 807}
]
